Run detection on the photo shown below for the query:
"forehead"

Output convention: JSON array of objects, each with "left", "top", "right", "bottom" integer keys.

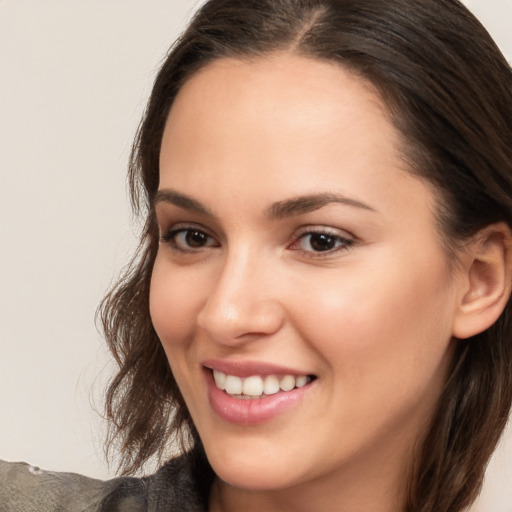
[
  {"left": 158, "top": 54, "right": 434, "bottom": 228},
  {"left": 166, "top": 54, "right": 390, "bottom": 141}
]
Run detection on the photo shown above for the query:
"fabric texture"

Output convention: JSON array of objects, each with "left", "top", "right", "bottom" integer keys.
[{"left": 0, "top": 452, "right": 210, "bottom": 512}]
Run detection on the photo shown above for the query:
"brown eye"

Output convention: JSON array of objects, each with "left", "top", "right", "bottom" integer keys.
[
  {"left": 161, "top": 227, "right": 219, "bottom": 251},
  {"left": 295, "top": 231, "right": 354, "bottom": 254},
  {"left": 185, "top": 230, "right": 210, "bottom": 248},
  {"left": 308, "top": 233, "right": 337, "bottom": 251}
]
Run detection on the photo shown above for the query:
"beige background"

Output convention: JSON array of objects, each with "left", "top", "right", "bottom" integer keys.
[{"left": 1, "top": 1, "right": 511, "bottom": 510}]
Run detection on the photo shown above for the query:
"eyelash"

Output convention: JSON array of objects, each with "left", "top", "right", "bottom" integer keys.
[
  {"left": 159, "top": 224, "right": 355, "bottom": 257},
  {"left": 160, "top": 225, "right": 219, "bottom": 253},
  {"left": 289, "top": 228, "right": 355, "bottom": 256}
]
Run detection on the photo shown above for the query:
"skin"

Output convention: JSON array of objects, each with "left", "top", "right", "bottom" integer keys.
[{"left": 149, "top": 54, "right": 469, "bottom": 512}]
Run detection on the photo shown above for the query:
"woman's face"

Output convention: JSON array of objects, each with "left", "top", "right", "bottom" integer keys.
[{"left": 150, "top": 55, "right": 463, "bottom": 496}]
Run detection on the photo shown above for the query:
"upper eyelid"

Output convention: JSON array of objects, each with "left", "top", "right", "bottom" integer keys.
[
  {"left": 159, "top": 221, "right": 216, "bottom": 236},
  {"left": 160, "top": 223, "right": 354, "bottom": 236},
  {"left": 293, "top": 225, "right": 356, "bottom": 240}
]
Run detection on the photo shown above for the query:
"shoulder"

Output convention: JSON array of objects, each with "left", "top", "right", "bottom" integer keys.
[
  {"left": 100, "top": 452, "right": 210, "bottom": 511},
  {"left": 0, "top": 458, "right": 116, "bottom": 511},
  {"left": 0, "top": 453, "right": 209, "bottom": 512}
]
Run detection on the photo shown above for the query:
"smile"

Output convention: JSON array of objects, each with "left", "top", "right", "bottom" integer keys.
[
  {"left": 203, "top": 361, "right": 317, "bottom": 424},
  {"left": 213, "top": 369, "right": 313, "bottom": 399}
]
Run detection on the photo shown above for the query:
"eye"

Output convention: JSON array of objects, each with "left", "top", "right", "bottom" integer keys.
[
  {"left": 290, "top": 229, "right": 354, "bottom": 255},
  {"left": 161, "top": 226, "right": 219, "bottom": 252}
]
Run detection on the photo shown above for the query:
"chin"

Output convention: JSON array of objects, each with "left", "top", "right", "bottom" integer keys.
[
  {"left": 204, "top": 442, "right": 302, "bottom": 491},
  {"left": 215, "top": 465, "right": 294, "bottom": 491}
]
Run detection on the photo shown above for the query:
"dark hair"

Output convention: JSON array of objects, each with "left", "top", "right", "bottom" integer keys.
[{"left": 99, "top": 1, "right": 512, "bottom": 510}]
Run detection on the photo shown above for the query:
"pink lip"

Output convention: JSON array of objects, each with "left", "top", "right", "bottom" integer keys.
[
  {"left": 202, "top": 358, "right": 312, "bottom": 378},
  {"left": 202, "top": 364, "right": 316, "bottom": 426}
]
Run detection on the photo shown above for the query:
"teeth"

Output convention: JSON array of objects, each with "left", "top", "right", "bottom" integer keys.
[
  {"left": 212, "top": 370, "right": 311, "bottom": 398},
  {"left": 263, "top": 375, "right": 280, "bottom": 395},
  {"left": 225, "top": 374, "right": 243, "bottom": 395},
  {"left": 295, "top": 375, "right": 308, "bottom": 388},
  {"left": 280, "top": 375, "right": 295, "bottom": 392},
  {"left": 213, "top": 369, "right": 226, "bottom": 390},
  {"left": 243, "top": 376, "right": 264, "bottom": 396}
]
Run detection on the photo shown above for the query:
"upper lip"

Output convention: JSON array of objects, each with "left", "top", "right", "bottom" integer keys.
[{"left": 202, "top": 359, "right": 314, "bottom": 378}]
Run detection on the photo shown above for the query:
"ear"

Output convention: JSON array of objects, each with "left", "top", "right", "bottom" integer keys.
[{"left": 452, "top": 223, "right": 512, "bottom": 340}]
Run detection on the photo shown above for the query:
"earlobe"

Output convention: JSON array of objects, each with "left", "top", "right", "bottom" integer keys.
[{"left": 452, "top": 223, "right": 512, "bottom": 340}]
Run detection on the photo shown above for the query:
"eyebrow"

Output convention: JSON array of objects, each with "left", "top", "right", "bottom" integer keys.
[
  {"left": 153, "top": 189, "right": 214, "bottom": 216},
  {"left": 266, "top": 193, "right": 376, "bottom": 219},
  {"left": 153, "top": 189, "right": 375, "bottom": 219}
]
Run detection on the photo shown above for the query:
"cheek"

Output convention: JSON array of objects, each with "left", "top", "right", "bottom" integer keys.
[
  {"left": 149, "top": 260, "right": 208, "bottom": 406},
  {"left": 149, "top": 259, "right": 203, "bottom": 347},
  {"left": 292, "top": 252, "right": 457, "bottom": 388},
  {"left": 299, "top": 266, "right": 456, "bottom": 449}
]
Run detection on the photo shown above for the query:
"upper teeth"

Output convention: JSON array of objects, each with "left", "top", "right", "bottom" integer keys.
[{"left": 213, "top": 370, "right": 311, "bottom": 397}]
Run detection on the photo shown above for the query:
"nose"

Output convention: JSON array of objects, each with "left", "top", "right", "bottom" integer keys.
[{"left": 197, "top": 249, "right": 285, "bottom": 345}]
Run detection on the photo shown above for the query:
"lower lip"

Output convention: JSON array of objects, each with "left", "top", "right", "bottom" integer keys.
[{"left": 204, "top": 370, "right": 314, "bottom": 425}]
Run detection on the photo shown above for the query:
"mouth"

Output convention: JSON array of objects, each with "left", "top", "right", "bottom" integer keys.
[
  {"left": 201, "top": 359, "right": 318, "bottom": 424},
  {"left": 211, "top": 369, "right": 316, "bottom": 399}
]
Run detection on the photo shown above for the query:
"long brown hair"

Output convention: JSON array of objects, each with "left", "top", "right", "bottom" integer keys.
[{"left": 99, "top": 1, "right": 512, "bottom": 510}]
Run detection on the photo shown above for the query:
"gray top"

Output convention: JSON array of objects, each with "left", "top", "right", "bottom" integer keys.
[{"left": 0, "top": 453, "right": 210, "bottom": 511}]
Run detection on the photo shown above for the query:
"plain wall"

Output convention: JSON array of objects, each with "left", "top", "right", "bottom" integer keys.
[{"left": 0, "top": 1, "right": 511, "bottom": 510}]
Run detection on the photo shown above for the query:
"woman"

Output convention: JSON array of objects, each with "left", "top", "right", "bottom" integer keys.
[{"left": 2, "top": 0, "right": 512, "bottom": 511}]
